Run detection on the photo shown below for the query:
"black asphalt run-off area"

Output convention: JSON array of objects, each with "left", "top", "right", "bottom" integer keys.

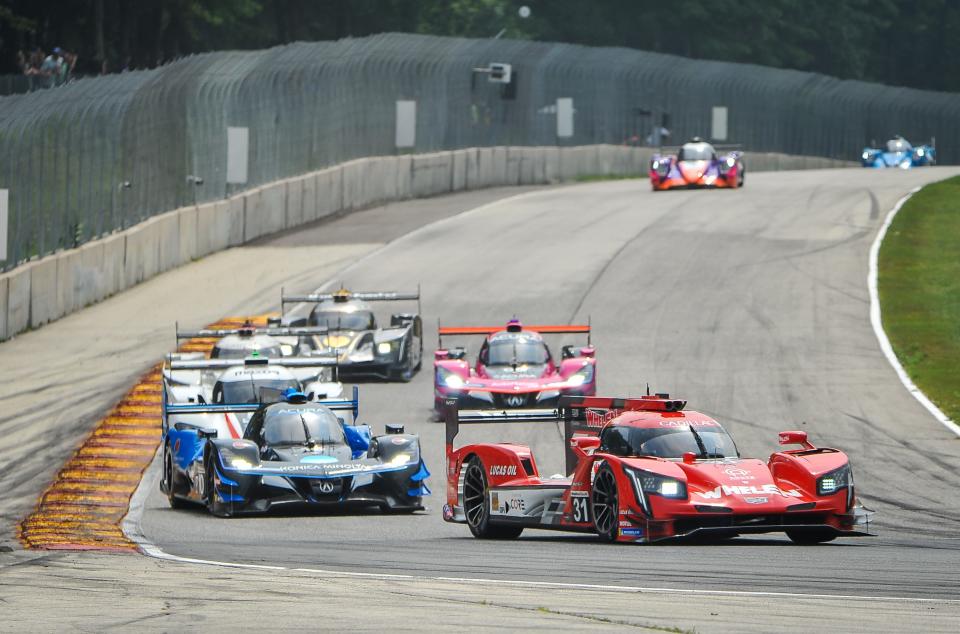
[{"left": 137, "top": 170, "right": 960, "bottom": 600}]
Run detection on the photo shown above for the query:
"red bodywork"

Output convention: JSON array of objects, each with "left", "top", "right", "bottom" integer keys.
[
  {"left": 433, "top": 320, "right": 596, "bottom": 413},
  {"left": 443, "top": 396, "right": 873, "bottom": 543}
]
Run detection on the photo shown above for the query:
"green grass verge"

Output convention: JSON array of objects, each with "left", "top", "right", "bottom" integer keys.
[{"left": 878, "top": 175, "right": 960, "bottom": 422}]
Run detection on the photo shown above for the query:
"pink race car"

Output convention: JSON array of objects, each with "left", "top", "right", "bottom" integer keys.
[{"left": 433, "top": 319, "right": 596, "bottom": 414}]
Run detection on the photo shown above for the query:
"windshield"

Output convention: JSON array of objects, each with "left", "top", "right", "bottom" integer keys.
[
  {"left": 212, "top": 345, "right": 282, "bottom": 359},
  {"left": 886, "top": 138, "right": 912, "bottom": 152},
  {"left": 218, "top": 379, "right": 300, "bottom": 404},
  {"left": 262, "top": 407, "right": 345, "bottom": 446},
  {"left": 678, "top": 144, "right": 715, "bottom": 161},
  {"left": 485, "top": 335, "right": 550, "bottom": 366},
  {"left": 600, "top": 424, "right": 738, "bottom": 459},
  {"left": 310, "top": 310, "right": 375, "bottom": 331}
]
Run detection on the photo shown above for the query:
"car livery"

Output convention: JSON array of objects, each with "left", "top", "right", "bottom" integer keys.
[
  {"left": 650, "top": 138, "right": 744, "bottom": 191},
  {"left": 433, "top": 319, "right": 596, "bottom": 414},
  {"left": 861, "top": 136, "right": 936, "bottom": 168},
  {"left": 281, "top": 287, "right": 423, "bottom": 382},
  {"left": 442, "top": 395, "right": 873, "bottom": 544},
  {"left": 163, "top": 354, "right": 344, "bottom": 439},
  {"left": 160, "top": 386, "right": 430, "bottom": 516}
]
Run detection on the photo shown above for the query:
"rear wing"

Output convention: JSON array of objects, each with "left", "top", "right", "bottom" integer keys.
[
  {"left": 438, "top": 322, "right": 591, "bottom": 346},
  {"left": 444, "top": 394, "right": 687, "bottom": 473},
  {"left": 165, "top": 355, "right": 337, "bottom": 371},
  {"left": 657, "top": 143, "right": 743, "bottom": 154},
  {"left": 163, "top": 385, "right": 361, "bottom": 428},
  {"left": 281, "top": 285, "right": 421, "bottom": 314},
  {"left": 175, "top": 322, "right": 331, "bottom": 340}
]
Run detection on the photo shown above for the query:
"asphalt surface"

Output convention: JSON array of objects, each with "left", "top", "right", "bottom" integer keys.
[
  {"left": 0, "top": 186, "right": 536, "bottom": 547},
  {"left": 133, "top": 168, "right": 960, "bottom": 604}
]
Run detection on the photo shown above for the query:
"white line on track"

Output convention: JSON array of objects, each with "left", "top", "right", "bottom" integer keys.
[
  {"left": 119, "top": 182, "right": 960, "bottom": 605},
  {"left": 868, "top": 186, "right": 960, "bottom": 437},
  {"left": 123, "top": 459, "right": 956, "bottom": 604}
]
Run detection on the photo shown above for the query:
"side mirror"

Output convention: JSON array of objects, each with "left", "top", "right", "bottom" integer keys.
[
  {"left": 778, "top": 430, "right": 814, "bottom": 449},
  {"left": 385, "top": 424, "right": 405, "bottom": 435},
  {"left": 267, "top": 316, "right": 282, "bottom": 327},
  {"left": 682, "top": 451, "right": 697, "bottom": 464},
  {"left": 197, "top": 427, "right": 218, "bottom": 439},
  {"left": 197, "top": 394, "right": 206, "bottom": 404},
  {"left": 561, "top": 345, "right": 575, "bottom": 359}
]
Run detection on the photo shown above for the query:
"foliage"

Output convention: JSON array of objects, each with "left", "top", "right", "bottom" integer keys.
[
  {"left": 2, "top": 0, "right": 960, "bottom": 91},
  {"left": 879, "top": 175, "right": 960, "bottom": 422}
]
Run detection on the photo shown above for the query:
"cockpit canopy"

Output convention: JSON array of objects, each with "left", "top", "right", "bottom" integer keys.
[
  {"left": 678, "top": 142, "right": 717, "bottom": 162},
  {"left": 480, "top": 331, "right": 551, "bottom": 366},
  {"left": 309, "top": 307, "right": 376, "bottom": 331},
  {"left": 599, "top": 421, "right": 739, "bottom": 459},
  {"left": 259, "top": 405, "right": 345, "bottom": 446},
  {"left": 213, "top": 377, "right": 300, "bottom": 404},
  {"left": 211, "top": 334, "right": 283, "bottom": 360},
  {"left": 886, "top": 138, "right": 912, "bottom": 152}
]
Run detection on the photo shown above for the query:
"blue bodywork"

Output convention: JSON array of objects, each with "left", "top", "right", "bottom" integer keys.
[
  {"left": 160, "top": 385, "right": 429, "bottom": 514},
  {"left": 861, "top": 138, "right": 936, "bottom": 168}
]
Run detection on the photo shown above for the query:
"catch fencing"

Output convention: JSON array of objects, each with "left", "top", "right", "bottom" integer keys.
[{"left": 2, "top": 32, "right": 959, "bottom": 270}]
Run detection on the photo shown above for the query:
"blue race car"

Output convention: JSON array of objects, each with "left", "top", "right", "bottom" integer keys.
[
  {"left": 160, "top": 386, "right": 430, "bottom": 516},
  {"left": 861, "top": 136, "right": 936, "bottom": 168}
]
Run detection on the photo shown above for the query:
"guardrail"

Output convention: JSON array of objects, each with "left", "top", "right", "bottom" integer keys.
[
  {"left": 0, "top": 33, "right": 957, "bottom": 273},
  {"left": 0, "top": 144, "right": 852, "bottom": 341}
]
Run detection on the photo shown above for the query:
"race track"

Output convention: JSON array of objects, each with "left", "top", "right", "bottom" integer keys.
[{"left": 136, "top": 168, "right": 960, "bottom": 601}]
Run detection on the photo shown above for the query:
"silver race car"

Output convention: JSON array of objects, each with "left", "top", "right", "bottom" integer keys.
[
  {"left": 163, "top": 355, "right": 344, "bottom": 440},
  {"left": 280, "top": 287, "right": 423, "bottom": 382}
]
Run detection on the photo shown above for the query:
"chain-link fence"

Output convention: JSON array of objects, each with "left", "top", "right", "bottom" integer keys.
[{"left": 3, "top": 32, "right": 960, "bottom": 270}]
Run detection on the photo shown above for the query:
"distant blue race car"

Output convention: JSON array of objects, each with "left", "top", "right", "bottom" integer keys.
[
  {"left": 861, "top": 136, "right": 936, "bottom": 168},
  {"left": 160, "top": 386, "right": 430, "bottom": 516}
]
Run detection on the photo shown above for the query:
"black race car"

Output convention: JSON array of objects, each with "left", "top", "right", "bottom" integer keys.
[
  {"left": 279, "top": 287, "right": 423, "bottom": 381},
  {"left": 161, "top": 387, "right": 430, "bottom": 516}
]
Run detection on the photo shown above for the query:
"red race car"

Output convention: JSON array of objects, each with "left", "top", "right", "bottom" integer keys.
[
  {"left": 433, "top": 319, "right": 595, "bottom": 414},
  {"left": 442, "top": 395, "right": 873, "bottom": 544}
]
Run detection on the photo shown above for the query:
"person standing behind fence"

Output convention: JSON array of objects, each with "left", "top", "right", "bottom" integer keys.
[{"left": 40, "top": 48, "right": 62, "bottom": 88}]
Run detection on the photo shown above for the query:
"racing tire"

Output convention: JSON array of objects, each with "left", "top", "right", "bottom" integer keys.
[
  {"left": 785, "top": 528, "right": 836, "bottom": 545},
  {"left": 204, "top": 453, "right": 232, "bottom": 518},
  {"left": 162, "top": 444, "right": 188, "bottom": 509},
  {"left": 462, "top": 457, "right": 523, "bottom": 539},
  {"left": 738, "top": 169, "right": 745, "bottom": 187},
  {"left": 591, "top": 464, "right": 619, "bottom": 542}
]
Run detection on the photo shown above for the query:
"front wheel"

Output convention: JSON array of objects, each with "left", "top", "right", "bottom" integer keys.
[
  {"left": 205, "top": 453, "right": 232, "bottom": 518},
  {"left": 162, "top": 444, "right": 187, "bottom": 509},
  {"left": 786, "top": 528, "right": 836, "bottom": 545},
  {"left": 591, "top": 464, "right": 619, "bottom": 542},
  {"left": 462, "top": 457, "right": 523, "bottom": 539}
]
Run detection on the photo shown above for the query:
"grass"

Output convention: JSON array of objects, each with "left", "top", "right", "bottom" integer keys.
[{"left": 878, "top": 175, "right": 960, "bottom": 422}]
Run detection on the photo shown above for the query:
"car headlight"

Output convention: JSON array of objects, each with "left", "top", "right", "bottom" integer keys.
[
  {"left": 566, "top": 364, "right": 594, "bottom": 388},
  {"left": 862, "top": 151, "right": 870, "bottom": 160},
  {"left": 437, "top": 367, "right": 465, "bottom": 389},
  {"left": 225, "top": 456, "right": 254, "bottom": 470},
  {"left": 651, "top": 160, "right": 660, "bottom": 170},
  {"left": 817, "top": 463, "right": 852, "bottom": 495},
  {"left": 377, "top": 341, "right": 393, "bottom": 355},
  {"left": 917, "top": 148, "right": 925, "bottom": 156},
  {"left": 624, "top": 466, "right": 687, "bottom": 517},
  {"left": 280, "top": 344, "right": 294, "bottom": 356},
  {"left": 389, "top": 452, "right": 416, "bottom": 466}
]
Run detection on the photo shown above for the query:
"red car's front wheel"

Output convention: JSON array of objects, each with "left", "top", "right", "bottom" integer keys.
[{"left": 591, "top": 464, "right": 619, "bottom": 542}]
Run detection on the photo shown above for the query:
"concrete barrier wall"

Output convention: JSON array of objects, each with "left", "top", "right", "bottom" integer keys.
[{"left": 0, "top": 145, "right": 854, "bottom": 341}]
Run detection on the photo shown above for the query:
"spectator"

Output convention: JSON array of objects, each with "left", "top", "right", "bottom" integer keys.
[{"left": 40, "top": 47, "right": 62, "bottom": 88}]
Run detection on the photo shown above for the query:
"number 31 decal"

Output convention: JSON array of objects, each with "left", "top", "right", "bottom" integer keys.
[{"left": 572, "top": 495, "right": 589, "bottom": 523}]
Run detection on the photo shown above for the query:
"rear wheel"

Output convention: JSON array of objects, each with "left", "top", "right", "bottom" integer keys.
[
  {"left": 162, "top": 445, "right": 187, "bottom": 509},
  {"left": 738, "top": 168, "right": 746, "bottom": 187},
  {"left": 591, "top": 464, "right": 619, "bottom": 542},
  {"left": 462, "top": 457, "right": 523, "bottom": 539},
  {"left": 786, "top": 528, "right": 836, "bottom": 545}
]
